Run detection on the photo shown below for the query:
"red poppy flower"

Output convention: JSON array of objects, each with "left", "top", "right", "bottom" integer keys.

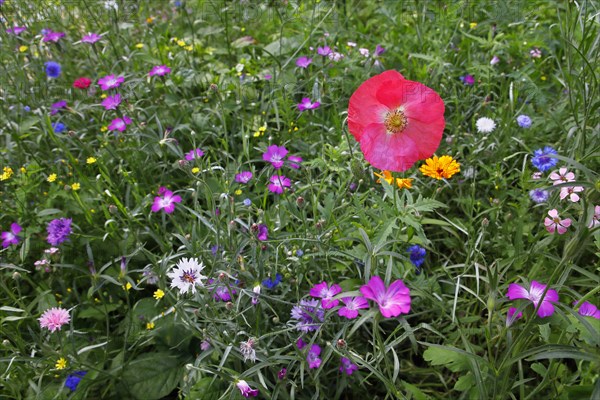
[
  {"left": 73, "top": 77, "right": 92, "bottom": 89},
  {"left": 348, "top": 70, "right": 445, "bottom": 172}
]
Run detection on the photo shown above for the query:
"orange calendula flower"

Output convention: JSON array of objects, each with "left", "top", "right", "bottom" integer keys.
[
  {"left": 420, "top": 155, "right": 460, "bottom": 180},
  {"left": 374, "top": 171, "right": 413, "bottom": 189}
]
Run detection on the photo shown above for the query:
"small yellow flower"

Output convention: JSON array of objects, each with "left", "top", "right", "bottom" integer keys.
[
  {"left": 374, "top": 171, "right": 413, "bottom": 189},
  {"left": 419, "top": 155, "right": 460, "bottom": 180},
  {"left": 234, "top": 189, "right": 242, "bottom": 195},
  {"left": 100, "top": 94, "right": 107, "bottom": 99},
  {"left": 153, "top": 289, "right": 165, "bottom": 300},
  {"left": 185, "top": 45, "right": 193, "bottom": 52},
  {"left": 191, "top": 167, "right": 200, "bottom": 174},
  {"left": 55, "top": 357, "right": 67, "bottom": 370},
  {"left": 71, "top": 183, "right": 80, "bottom": 191},
  {"left": 146, "top": 322, "right": 155, "bottom": 330},
  {"left": 177, "top": 40, "right": 186, "bottom": 47},
  {"left": 47, "top": 173, "right": 57, "bottom": 183},
  {"left": 1, "top": 167, "right": 14, "bottom": 181},
  {"left": 19, "top": 45, "right": 28, "bottom": 53},
  {"left": 469, "top": 22, "right": 478, "bottom": 29},
  {"left": 124, "top": 282, "right": 132, "bottom": 291},
  {"left": 100, "top": 126, "right": 108, "bottom": 132},
  {"left": 20, "top": 167, "right": 27, "bottom": 173},
  {"left": 135, "top": 43, "right": 144, "bottom": 49},
  {"left": 146, "top": 16, "right": 154, "bottom": 23},
  {"left": 86, "top": 157, "right": 97, "bottom": 164},
  {"left": 541, "top": 76, "right": 547, "bottom": 81}
]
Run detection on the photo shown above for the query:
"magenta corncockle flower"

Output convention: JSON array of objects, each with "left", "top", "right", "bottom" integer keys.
[
  {"left": 81, "top": 33, "right": 102, "bottom": 43},
  {"left": 149, "top": 65, "right": 171, "bottom": 77},
  {"left": 108, "top": 116, "right": 132, "bottom": 132},
  {"left": 574, "top": 301, "right": 600, "bottom": 319},
  {"left": 287, "top": 155, "right": 303, "bottom": 169},
  {"left": 6, "top": 26, "right": 26, "bottom": 35},
  {"left": 235, "top": 171, "right": 253, "bottom": 184},
  {"left": 507, "top": 281, "right": 558, "bottom": 318},
  {"left": 50, "top": 100, "right": 67, "bottom": 115},
  {"left": 98, "top": 74, "right": 124, "bottom": 90},
  {"left": 559, "top": 186, "right": 584, "bottom": 202},
  {"left": 550, "top": 167, "right": 575, "bottom": 185},
  {"left": 39, "top": 307, "right": 70, "bottom": 332},
  {"left": 589, "top": 205, "right": 600, "bottom": 229},
  {"left": 340, "top": 357, "right": 358, "bottom": 375},
  {"left": 317, "top": 46, "right": 331, "bottom": 56},
  {"left": 1, "top": 222, "right": 22, "bottom": 248},
  {"left": 296, "top": 337, "right": 307, "bottom": 349},
  {"left": 257, "top": 224, "right": 268, "bottom": 241},
  {"left": 101, "top": 94, "right": 121, "bottom": 110},
  {"left": 297, "top": 97, "right": 320, "bottom": 111},
  {"left": 262, "top": 145, "right": 288, "bottom": 169},
  {"left": 338, "top": 296, "right": 369, "bottom": 319},
  {"left": 235, "top": 380, "right": 258, "bottom": 398},
  {"left": 360, "top": 276, "right": 411, "bottom": 318},
  {"left": 184, "top": 148, "right": 204, "bottom": 161},
  {"left": 296, "top": 56, "right": 312, "bottom": 68},
  {"left": 307, "top": 344, "right": 322, "bottom": 369},
  {"left": 268, "top": 175, "right": 291, "bottom": 194},
  {"left": 43, "top": 30, "right": 65, "bottom": 42},
  {"left": 151, "top": 188, "right": 181, "bottom": 214},
  {"left": 309, "top": 281, "right": 342, "bottom": 309},
  {"left": 544, "top": 209, "right": 571, "bottom": 234},
  {"left": 506, "top": 307, "right": 523, "bottom": 326}
]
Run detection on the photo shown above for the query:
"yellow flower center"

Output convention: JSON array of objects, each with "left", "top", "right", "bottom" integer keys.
[{"left": 384, "top": 108, "right": 407, "bottom": 134}]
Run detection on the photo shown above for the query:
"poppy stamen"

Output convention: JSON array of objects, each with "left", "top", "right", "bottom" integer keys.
[{"left": 384, "top": 108, "right": 407, "bottom": 134}]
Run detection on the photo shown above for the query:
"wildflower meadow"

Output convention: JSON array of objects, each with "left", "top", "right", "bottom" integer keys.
[{"left": 1, "top": 0, "right": 600, "bottom": 399}]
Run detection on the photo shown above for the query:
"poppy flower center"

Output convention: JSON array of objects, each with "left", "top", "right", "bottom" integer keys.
[{"left": 384, "top": 108, "right": 407, "bottom": 134}]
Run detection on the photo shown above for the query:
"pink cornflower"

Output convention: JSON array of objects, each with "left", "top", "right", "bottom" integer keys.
[
  {"left": 317, "top": 46, "right": 331, "bottom": 56},
  {"left": 235, "top": 171, "right": 253, "bottom": 184},
  {"left": 506, "top": 281, "right": 558, "bottom": 318},
  {"left": 297, "top": 97, "right": 320, "bottom": 111},
  {"left": 295, "top": 56, "right": 312, "bottom": 68},
  {"left": 506, "top": 307, "right": 523, "bottom": 326},
  {"left": 338, "top": 296, "right": 369, "bottom": 319},
  {"left": 149, "top": 65, "right": 171, "bottom": 77},
  {"left": 268, "top": 175, "right": 291, "bottom": 194},
  {"left": 544, "top": 209, "right": 571, "bottom": 234},
  {"left": 235, "top": 380, "right": 258, "bottom": 398},
  {"left": 309, "top": 281, "right": 342, "bottom": 309},
  {"left": 360, "top": 276, "right": 411, "bottom": 318},
  {"left": 589, "top": 205, "right": 600, "bottom": 229},
  {"left": 184, "top": 148, "right": 204, "bottom": 161},
  {"left": 1, "top": 222, "right": 22, "bottom": 248},
  {"left": 39, "top": 307, "right": 70, "bottom": 332},
  {"left": 559, "top": 186, "right": 584, "bottom": 202},
  {"left": 328, "top": 52, "right": 344, "bottom": 62},
  {"left": 108, "top": 116, "right": 132, "bottom": 132},
  {"left": 101, "top": 94, "right": 121, "bottom": 110},
  {"left": 530, "top": 48, "right": 542, "bottom": 58},
  {"left": 307, "top": 344, "right": 322, "bottom": 369},
  {"left": 151, "top": 187, "right": 182, "bottom": 214},
  {"left": 98, "top": 74, "right": 124, "bottom": 90},
  {"left": 81, "top": 33, "right": 102, "bottom": 44},
  {"left": 549, "top": 167, "right": 575, "bottom": 185},
  {"left": 262, "top": 145, "right": 288, "bottom": 169},
  {"left": 574, "top": 301, "right": 600, "bottom": 319},
  {"left": 42, "top": 30, "right": 65, "bottom": 43},
  {"left": 287, "top": 155, "right": 303, "bottom": 169}
]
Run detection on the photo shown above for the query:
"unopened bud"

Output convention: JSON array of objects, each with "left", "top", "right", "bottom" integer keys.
[
  {"left": 108, "top": 204, "right": 118, "bottom": 214},
  {"left": 225, "top": 301, "right": 234, "bottom": 310},
  {"left": 296, "top": 196, "right": 305, "bottom": 208},
  {"left": 337, "top": 339, "right": 346, "bottom": 349}
]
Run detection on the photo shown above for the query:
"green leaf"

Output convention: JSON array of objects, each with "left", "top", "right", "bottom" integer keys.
[
  {"left": 423, "top": 346, "right": 470, "bottom": 372},
  {"left": 401, "top": 380, "right": 430, "bottom": 400},
  {"left": 454, "top": 372, "right": 475, "bottom": 391},
  {"left": 120, "top": 352, "right": 183, "bottom": 400},
  {"left": 188, "top": 377, "right": 225, "bottom": 400}
]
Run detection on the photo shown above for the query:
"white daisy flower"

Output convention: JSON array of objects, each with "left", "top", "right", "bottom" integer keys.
[
  {"left": 476, "top": 117, "right": 496, "bottom": 133},
  {"left": 167, "top": 257, "right": 207, "bottom": 294}
]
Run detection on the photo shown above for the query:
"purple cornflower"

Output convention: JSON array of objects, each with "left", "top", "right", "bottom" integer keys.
[
  {"left": 81, "top": 33, "right": 102, "bottom": 44},
  {"left": 235, "top": 171, "right": 253, "bottom": 184},
  {"left": 338, "top": 297, "right": 369, "bottom": 319},
  {"left": 407, "top": 245, "right": 426, "bottom": 272},
  {"left": 309, "top": 281, "right": 342, "bottom": 309},
  {"left": 151, "top": 187, "right": 181, "bottom": 214},
  {"left": 46, "top": 218, "right": 72, "bottom": 246},
  {"left": 297, "top": 97, "right": 320, "bottom": 111},
  {"left": 45, "top": 61, "right": 61, "bottom": 78},
  {"left": 42, "top": 30, "right": 65, "bottom": 43},
  {"left": 101, "top": 94, "right": 121, "bottom": 110},
  {"left": 287, "top": 155, "right": 303, "bottom": 169},
  {"left": 268, "top": 175, "right": 291, "bottom": 194},
  {"left": 210, "top": 280, "right": 236, "bottom": 302},
  {"left": 339, "top": 357, "right": 358, "bottom": 375},
  {"left": 360, "top": 276, "right": 411, "bottom": 318},
  {"left": 460, "top": 74, "right": 475, "bottom": 85},
  {"left": 257, "top": 224, "right": 268, "bottom": 241},
  {"left": 98, "top": 74, "right": 124, "bottom": 90},
  {"left": 184, "top": 148, "right": 204, "bottom": 161},
  {"left": 50, "top": 100, "right": 67, "bottom": 115},
  {"left": 506, "top": 281, "right": 558, "bottom": 318},
  {"left": 317, "top": 46, "right": 331, "bottom": 56},
  {"left": 307, "top": 344, "right": 322, "bottom": 369},
  {"left": 262, "top": 145, "right": 288, "bottom": 169},
  {"left": 374, "top": 44, "right": 386, "bottom": 56},
  {"left": 1, "top": 222, "right": 22, "bottom": 248},
  {"left": 490, "top": 55, "right": 500, "bottom": 65},
  {"left": 65, "top": 371, "right": 87, "bottom": 391},
  {"left": 278, "top": 368, "right": 287, "bottom": 380},
  {"left": 574, "top": 301, "right": 600, "bottom": 319},
  {"left": 516, "top": 115, "right": 532, "bottom": 128},
  {"left": 108, "top": 116, "right": 132, "bottom": 132},
  {"left": 262, "top": 273, "right": 282, "bottom": 289},
  {"left": 6, "top": 26, "right": 26, "bottom": 35},
  {"left": 531, "top": 146, "right": 559, "bottom": 172},
  {"left": 290, "top": 299, "right": 324, "bottom": 332},
  {"left": 529, "top": 188, "right": 549, "bottom": 203},
  {"left": 296, "top": 56, "right": 312, "bottom": 68},
  {"left": 296, "top": 338, "right": 307, "bottom": 349},
  {"left": 243, "top": 198, "right": 252, "bottom": 206},
  {"left": 149, "top": 65, "right": 171, "bottom": 77}
]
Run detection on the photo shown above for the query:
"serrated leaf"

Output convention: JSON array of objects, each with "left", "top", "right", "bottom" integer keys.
[
  {"left": 423, "top": 346, "right": 470, "bottom": 372},
  {"left": 188, "top": 377, "right": 225, "bottom": 400},
  {"left": 120, "top": 352, "right": 183, "bottom": 400}
]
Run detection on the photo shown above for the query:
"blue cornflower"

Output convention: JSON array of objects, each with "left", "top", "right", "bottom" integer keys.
[
  {"left": 531, "top": 146, "right": 558, "bottom": 172},
  {"left": 262, "top": 273, "right": 282, "bottom": 289},
  {"left": 51, "top": 122, "right": 66, "bottom": 133},
  {"left": 407, "top": 245, "right": 426, "bottom": 274},
  {"left": 65, "top": 370, "right": 87, "bottom": 391},
  {"left": 242, "top": 198, "right": 251, "bottom": 206},
  {"left": 516, "top": 115, "right": 532, "bottom": 128},
  {"left": 296, "top": 249, "right": 304, "bottom": 257},
  {"left": 45, "top": 61, "right": 61, "bottom": 78},
  {"left": 529, "top": 188, "right": 549, "bottom": 203},
  {"left": 23, "top": 106, "right": 30, "bottom": 112}
]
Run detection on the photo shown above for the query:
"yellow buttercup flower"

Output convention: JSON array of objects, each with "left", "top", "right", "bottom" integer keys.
[
  {"left": 71, "top": 183, "right": 80, "bottom": 191},
  {"left": 420, "top": 155, "right": 460, "bottom": 180},
  {"left": 86, "top": 157, "right": 97, "bottom": 164},
  {"left": 1, "top": 167, "right": 14, "bottom": 181},
  {"left": 135, "top": 43, "right": 144, "bottom": 49},
  {"left": 191, "top": 167, "right": 200, "bottom": 174},
  {"left": 146, "top": 322, "right": 155, "bottom": 330},
  {"left": 234, "top": 189, "right": 242, "bottom": 195},
  {"left": 55, "top": 357, "right": 67, "bottom": 370},
  {"left": 469, "top": 22, "right": 478, "bottom": 29},
  {"left": 374, "top": 171, "right": 413, "bottom": 189},
  {"left": 177, "top": 40, "right": 186, "bottom": 47},
  {"left": 47, "top": 173, "right": 57, "bottom": 183},
  {"left": 153, "top": 289, "right": 164, "bottom": 300},
  {"left": 100, "top": 126, "right": 108, "bottom": 132},
  {"left": 19, "top": 45, "right": 28, "bottom": 53},
  {"left": 124, "top": 282, "right": 132, "bottom": 291}
]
